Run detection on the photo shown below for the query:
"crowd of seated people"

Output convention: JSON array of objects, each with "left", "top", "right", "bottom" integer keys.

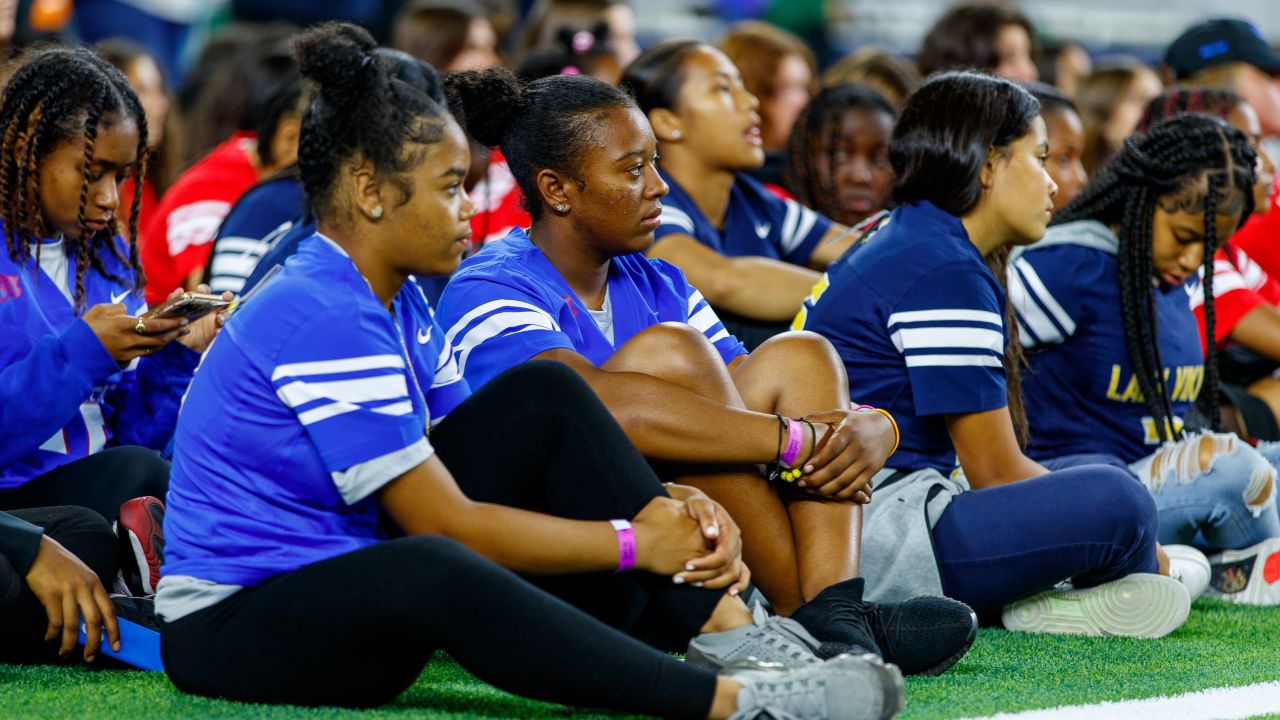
[{"left": 2, "top": 1, "right": 1280, "bottom": 717}]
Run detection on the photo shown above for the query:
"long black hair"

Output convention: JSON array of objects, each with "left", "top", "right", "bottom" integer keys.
[
  {"left": 1053, "top": 113, "right": 1257, "bottom": 438},
  {"left": 784, "top": 83, "right": 897, "bottom": 225},
  {"left": 0, "top": 45, "right": 149, "bottom": 310},
  {"left": 445, "top": 67, "right": 635, "bottom": 220},
  {"left": 892, "top": 70, "right": 1042, "bottom": 444},
  {"left": 293, "top": 23, "right": 450, "bottom": 220}
]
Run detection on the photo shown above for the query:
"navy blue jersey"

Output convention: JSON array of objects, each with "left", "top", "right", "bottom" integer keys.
[
  {"left": 655, "top": 171, "right": 832, "bottom": 266},
  {"left": 799, "top": 202, "right": 1008, "bottom": 473},
  {"left": 163, "top": 234, "right": 469, "bottom": 588},
  {"left": 1014, "top": 221, "right": 1204, "bottom": 462},
  {"left": 436, "top": 227, "right": 747, "bottom": 391},
  {"left": 206, "top": 174, "right": 305, "bottom": 295}
]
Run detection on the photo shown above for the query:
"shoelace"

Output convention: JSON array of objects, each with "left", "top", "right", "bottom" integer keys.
[{"left": 752, "top": 619, "right": 819, "bottom": 663}]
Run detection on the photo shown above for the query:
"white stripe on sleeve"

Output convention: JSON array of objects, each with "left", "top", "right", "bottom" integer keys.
[
  {"left": 886, "top": 309, "right": 1003, "bottom": 328},
  {"left": 904, "top": 354, "right": 1004, "bottom": 368},
  {"left": 1011, "top": 260, "right": 1076, "bottom": 334},
  {"left": 890, "top": 327, "right": 1004, "bottom": 354},
  {"left": 446, "top": 304, "right": 562, "bottom": 375},
  {"left": 658, "top": 206, "right": 696, "bottom": 234},
  {"left": 272, "top": 354, "right": 405, "bottom": 381},
  {"left": 276, "top": 374, "right": 409, "bottom": 407},
  {"left": 782, "top": 205, "right": 818, "bottom": 254}
]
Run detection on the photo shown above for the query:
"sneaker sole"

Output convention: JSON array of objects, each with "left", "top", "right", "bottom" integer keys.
[
  {"left": 1206, "top": 538, "right": 1280, "bottom": 605},
  {"left": 822, "top": 653, "right": 905, "bottom": 720},
  {"left": 1000, "top": 573, "right": 1189, "bottom": 639},
  {"left": 912, "top": 612, "right": 977, "bottom": 677}
]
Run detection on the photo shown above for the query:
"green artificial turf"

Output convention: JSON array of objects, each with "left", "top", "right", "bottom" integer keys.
[{"left": 2, "top": 599, "right": 1278, "bottom": 720}]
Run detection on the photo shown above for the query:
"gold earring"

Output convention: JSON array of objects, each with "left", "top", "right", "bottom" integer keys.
[{"left": 371, "top": 206, "right": 384, "bottom": 219}]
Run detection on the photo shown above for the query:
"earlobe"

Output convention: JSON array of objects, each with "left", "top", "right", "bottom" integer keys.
[
  {"left": 649, "top": 108, "right": 683, "bottom": 143},
  {"left": 979, "top": 151, "right": 998, "bottom": 191},
  {"left": 536, "top": 168, "right": 570, "bottom": 215}
]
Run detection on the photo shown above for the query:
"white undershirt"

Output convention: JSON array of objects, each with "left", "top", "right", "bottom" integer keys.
[
  {"left": 587, "top": 287, "right": 615, "bottom": 344},
  {"left": 36, "top": 239, "right": 72, "bottom": 303}
]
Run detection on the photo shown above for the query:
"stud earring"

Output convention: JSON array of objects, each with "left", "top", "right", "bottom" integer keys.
[
  {"left": 371, "top": 206, "right": 384, "bottom": 219},
  {"left": 670, "top": 131, "right": 681, "bottom": 139},
  {"left": 555, "top": 203, "right": 568, "bottom": 213}
]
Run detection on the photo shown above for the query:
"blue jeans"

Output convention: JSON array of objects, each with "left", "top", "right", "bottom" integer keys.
[
  {"left": 930, "top": 463, "right": 1160, "bottom": 621},
  {"left": 1127, "top": 433, "right": 1280, "bottom": 551}
]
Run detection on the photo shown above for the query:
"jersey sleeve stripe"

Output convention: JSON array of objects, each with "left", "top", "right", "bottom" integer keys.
[
  {"left": 904, "top": 354, "right": 1004, "bottom": 368},
  {"left": 887, "top": 309, "right": 1002, "bottom": 328},
  {"left": 687, "top": 305, "right": 720, "bottom": 333},
  {"left": 657, "top": 206, "right": 696, "bottom": 234},
  {"left": 1015, "top": 316, "right": 1042, "bottom": 348},
  {"left": 782, "top": 206, "right": 819, "bottom": 254},
  {"left": 330, "top": 436, "right": 433, "bottom": 506},
  {"left": 449, "top": 308, "right": 562, "bottom": 376},
  {"left": 271, "top": 354, "right": 405, "bottom": 381},
  {"left": 275, "top": 375, "right": 409, "bottom": 407},
  {"left": 707, "top": 328, "right": 731, "bottom": 344},
  {"left": 781, "top": 200, "right": 800, "bottom": 249},
  {"left": 890, "top": 327, "right": 1004, "bottom": 354},
  {"left": 442, "top": 299, "right": 561, "bottom": 348},
  {"left": 1010, "top": 260, "right": 1076, "bottom": 335},
  {"left": 1009, "top": 272, "right": 1065, "bottom": 345},
  {"left": 687, "top": 288, "right": 707, "bottom": 315}
]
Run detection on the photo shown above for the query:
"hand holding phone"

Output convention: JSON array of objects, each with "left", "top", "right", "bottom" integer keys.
[{"left": 143, "top": 292, "right": 232, "bottom": 324}]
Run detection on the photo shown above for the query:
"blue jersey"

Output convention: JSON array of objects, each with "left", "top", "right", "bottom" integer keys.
[
  {"left": 1014, "top": 221, "right": 1204, "bottom": 462},
  {"left": 436, "top": 227, "right": 747, "bottom": 391},
  {"left": 799, "top": 202, "right": 1008, "bottom": 474},
  {"left": 655, "top": 171, "right": 832, "bottom": 266},
  {"left": 206, "top": 175, "right": 305, "bottom": 295},
  {"left": 0, "top": 230, "right": 199, "bottom": 489},
  {"left": 163, "top": 234, "right": 469, "bottom": 588}
]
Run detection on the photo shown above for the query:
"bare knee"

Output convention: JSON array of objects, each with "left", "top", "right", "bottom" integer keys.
[{"left": 606, "top": 322, "right": 728, "bottom": 391}]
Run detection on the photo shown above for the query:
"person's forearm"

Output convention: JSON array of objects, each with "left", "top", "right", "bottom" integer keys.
[
  {"left": 442, "top": 502, "right": 621, "bottom": 574},
  {"left": 964, "top": 454, "right": 1049, "bottom": 489},
  {"left": 706, "top": 258, "right": 818, "bottom": 321}
]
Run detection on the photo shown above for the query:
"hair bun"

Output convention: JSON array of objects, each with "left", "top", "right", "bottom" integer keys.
[
  {"left": 444, "top": 67, "right": 525, "bottom": 148},
  {"left": 293, "top": 22, "right": 379, "bottom": 109}
]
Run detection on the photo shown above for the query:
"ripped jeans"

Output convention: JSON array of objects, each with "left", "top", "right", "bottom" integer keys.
[{"left": 1128, "top": 433, "right": 1280, "bottom": 551}]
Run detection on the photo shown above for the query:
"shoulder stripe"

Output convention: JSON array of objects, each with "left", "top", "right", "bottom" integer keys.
[
  {"left": 272, "top": 354, "right": 404, "bottom": 381},
  {"left": 782, "top": 205, "right": 818, "bottom": 254},
  {"left": 1011, "top": 260, "right": 1076, "bottom": 335},
  {"left": 687, "top": 288, "right": 707, "bottom": 315},
  {"left": 443, "top": 299, "right": 560, "bottom": 347},
  {"left": 658, "top": 206, "right": 696, "bottom": 234},
  {"left": 276, "top": 374, "right": 409, "bottom": 408},
  {"left": 890, "top": 327, "right": 1004, "bottom": 355},
  {"left": 887, "top": 309, "right": 1002, "bottom": 328},
  {"left": 904, "top": 354, "right": 1003, "bottom": 369}
]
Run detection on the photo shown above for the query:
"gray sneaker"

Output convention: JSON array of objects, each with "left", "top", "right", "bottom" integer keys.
[
  {"left": 687, "top": 616, "right": 823, "bottom": 672},
  {"left": 730, "top": 653, "right": 905, "bottom": 720}
]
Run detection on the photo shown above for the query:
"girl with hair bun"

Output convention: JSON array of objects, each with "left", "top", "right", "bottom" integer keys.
[
  {"left": 158, "top": 22, "right": 904, "bottom": 718},
  {"left": 437, "top": 67, "right": 978, "bottom": 678},
  {"left": 1015, "top": 113, "right": 1280, "bottom": 605},
  {"left": 799, "top": 71, "right": 1194, "bottom": 637}
]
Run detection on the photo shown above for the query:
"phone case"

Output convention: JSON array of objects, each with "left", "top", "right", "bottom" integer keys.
[{"left": 78, "top": 617, "right": 164, "bottom": 671}]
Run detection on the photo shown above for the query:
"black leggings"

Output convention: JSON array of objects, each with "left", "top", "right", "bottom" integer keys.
[
  {"left": 0, "top": 506, "right": 118, "bottom": 662},
  {"left": 161, "top": 362, "right": 720, "bottom": 714},
  {"left": 0, "top": 447, "right": 170, "bottom": 523}
]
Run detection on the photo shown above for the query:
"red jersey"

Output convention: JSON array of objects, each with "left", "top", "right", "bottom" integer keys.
[
  {"left": 140, "top": 133, "right": 259, "bottom": 305},
  {"left": 1190, "top": 242, "right": 1280, "bottom": 350},
  {"left": 468, "top": 151, "right": 530, "bottom": 250},
  {"left": 1231, "top": 172, "right": 1280, "bottom": 279}
]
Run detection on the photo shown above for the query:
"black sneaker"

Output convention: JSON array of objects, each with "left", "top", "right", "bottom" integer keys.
[{"left": 791, "top": 578, "right": 977, "bottom": 676}]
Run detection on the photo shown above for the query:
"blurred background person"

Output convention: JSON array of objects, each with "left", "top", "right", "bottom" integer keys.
[
  {"left": 391, "top": 0, "right": 501, "bottom": 72},
  {"left": 1076, "top": 61, "right": 1163, "bottom": 174},
  {"left": 821, "top": 46, "right": 921, "bottom": 109},
  {"left": 1027, "top": 82, "right": 1088, "bottom": 211},
  {"left": 916, "top": 0, "right": 1039, "bottom": 83}
]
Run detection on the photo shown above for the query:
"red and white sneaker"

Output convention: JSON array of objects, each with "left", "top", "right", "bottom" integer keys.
[
  {"left": 1205, "top": 538, "right": 1280, "bottom": 605},
  {"left": 117, "top": 496, "right": 165, "bottom": 596}
]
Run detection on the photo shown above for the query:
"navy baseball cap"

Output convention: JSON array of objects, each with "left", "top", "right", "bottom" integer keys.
[{"left": 1164, "top": 18, "right": 1280, "bottom": 79}]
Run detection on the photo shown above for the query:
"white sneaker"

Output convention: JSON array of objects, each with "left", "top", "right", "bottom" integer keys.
[
  {"left": 1000, "top": 573, "right": 1190, "bottom": 638},
  {"left": 1164, "top": 544, "right": 1211, "bottom": 599},
  {"left": 1205, "top": 537, "right": 1280, "bottom": 605}
]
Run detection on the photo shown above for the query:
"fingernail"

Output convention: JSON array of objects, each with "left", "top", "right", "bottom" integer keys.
[
  {"left": 692, "top": 581, "right": 704, "bottom": 588},
  {"left": 729, "top": 587, "right": 739, "bottom": 596},
  {"left": 673, "top": 576, "right": 685, "bottom": 584},
  {"left": 685, "top": 562, "right": 695, "bottom": 572},
  {"left": 113, "top": 641, "right": 121, "bottom": 651},
  {"left": 180, "top": 318, "right": 190, "bottom": 326},
  {"left": 706, "top": 525, "right": 719, "bottom": 537},
  {"left": 797, "top": 481, "right": 806, "bottom": 488},
  {"left": 804, "top": 464, "right": 815, "bottom": 473}
]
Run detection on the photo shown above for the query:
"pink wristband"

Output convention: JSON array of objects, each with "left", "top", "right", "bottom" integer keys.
[
  {"left": 854, "top": 404, "right": 875, "bottom": 412},
  {"left": 780, "top": 417, "right": 804, "bottom": 467},
  {"left": 611, "top": 519, "right": 636, "bottom": 572}
]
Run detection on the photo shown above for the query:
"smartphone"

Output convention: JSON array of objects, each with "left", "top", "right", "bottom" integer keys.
[
  {"left": 78, "top": 617, "right": 164, "bottom": 671},
  {"left": 144, "top": 292, "right": 232, "bottom": 323}
]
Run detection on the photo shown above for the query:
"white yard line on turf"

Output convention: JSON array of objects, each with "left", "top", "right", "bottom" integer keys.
[{"left": 957, "top": 681, "right": 1280, "bottom": 720}]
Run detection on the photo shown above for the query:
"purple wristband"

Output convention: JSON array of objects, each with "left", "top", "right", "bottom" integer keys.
[
  {"left": 611, "top": 519, "right": 636, "bottom": 572},
  {"left": 780, "top": 417, "right": 804, "bottom": 467}
]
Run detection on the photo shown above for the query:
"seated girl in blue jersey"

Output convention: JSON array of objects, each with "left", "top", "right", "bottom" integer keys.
[
  {"left": 800, "top": 70, "right": 1193, "bottom": 638},
  {"left": 619, "top": 41, "right": 858, "bottom": 350},
  {"left": 1012, "top": 113, "right": 1280, "bottom": 605},
  {"left": 158, "top": 24, "right": 905, "bottom": 719},
  {"left": 436, "top": 68, "right": 978, "bottom": 677},
  {"left": 0, "top": 47, "right": 231, "bottom": 598}
]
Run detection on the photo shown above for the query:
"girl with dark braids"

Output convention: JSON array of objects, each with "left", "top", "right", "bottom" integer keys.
[
  {"left": 0, "top": 46, "right": 228, "bottom": 597},
  {"left": 783, "top": 84, "right": 897, "bottom": 228},
  {"left": 1013, "top": 114, "right": 1280, "bottom": 605},
  {"left": 800, "top": 71, "right": 1193, "bottom": 639},
  {"left": 1137, "top": 88, "right": 1280, "bottom": 433}
]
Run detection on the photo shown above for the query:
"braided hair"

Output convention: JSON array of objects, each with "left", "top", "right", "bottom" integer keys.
[
  {"left": 1052, "top": 114, "right": 1257, "bottom": 438},
  {"left": 783, "top": 83, "right": 897, "bottom": 225},
  {"left": 293, "top": 23, "right": 450, "bottom": 221},
  {"left": 1136, "top": 87, "right": 1242, "bottom": 134},
  {"left": 0, "top": 45, "right": 149, "bottom": 312}
]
